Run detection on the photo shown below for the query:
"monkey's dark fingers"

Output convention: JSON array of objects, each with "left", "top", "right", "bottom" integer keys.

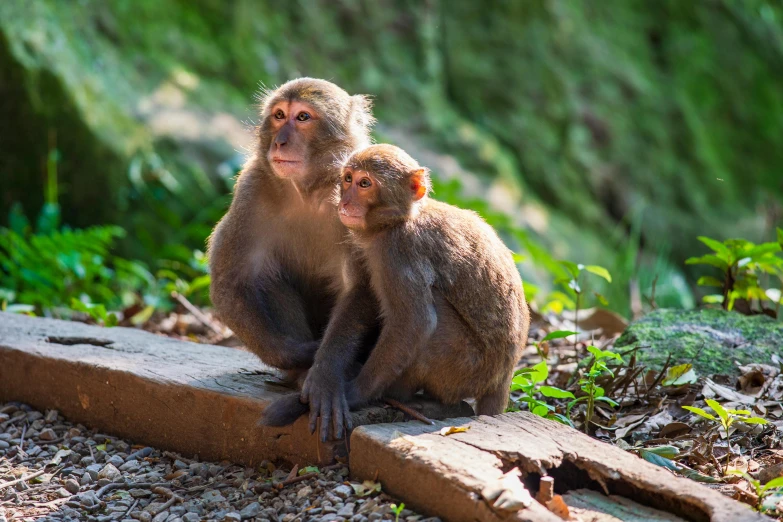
[
  {"left": 308, "top": 395, "right": 321, "bottom": 435},
  {"left": 300, "top": 378, "right": 311, "bottom": 403},
  {"left": 319, "top": 400, "right": 333, "bottom": 442},
  {"left": 342, "top": 393, "right": 353, "bottom": 432},
  {"left": 331, "top": 397, "right": 345, "bottom": 440}
]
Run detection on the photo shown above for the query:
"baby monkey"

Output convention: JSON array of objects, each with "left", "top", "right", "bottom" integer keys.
[{"left": 322, "top": 144, "right": 530, "bottom": 427}]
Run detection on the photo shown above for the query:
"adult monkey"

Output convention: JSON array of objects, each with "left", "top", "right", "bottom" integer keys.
[{"left": 208, "top": 78, "right": 376, "bottom": 383}]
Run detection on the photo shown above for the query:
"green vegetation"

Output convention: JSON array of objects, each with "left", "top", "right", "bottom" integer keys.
[
  {"left": 568, "top": 346, "right": 622, "bottom": 433},
  {"left": 682, "top": 400, "right": 767, "bottom": 474},
  {"left": 508, "top": 360, "right": 574, "bottom": 426},
  {"left": 0, "top": 202, "right": 209, "bottom": 324},
  {"left": 687, "top": 231, "right": 783, "bottom": 314},
  {"left": 2, "top": 1, "right": 782, "bottom": 318},
  {"left": 728, "top": 472, "right": 783, "bottom": 512}
]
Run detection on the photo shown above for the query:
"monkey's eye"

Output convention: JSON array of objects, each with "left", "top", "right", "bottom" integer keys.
[
  {"left": 296, "top": 112, "right": 311, "bottom": 121},
  {"left": 344, "top": 173, "right": 352, "bottom": 184},
  {"left": 358, "top": 178, "right": 372, "bottom": 188},
  {"left": 274, "top": 109, "right": 285, "bottom": 120}
]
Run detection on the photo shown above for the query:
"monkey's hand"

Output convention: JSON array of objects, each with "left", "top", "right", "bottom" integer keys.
[{"left": 301, "top": 367, "right": 352, "bottom": 442}]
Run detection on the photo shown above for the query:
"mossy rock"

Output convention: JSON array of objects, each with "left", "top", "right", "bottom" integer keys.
[{"left": 615, "top": 309, "right": 783, "bottom": 376}]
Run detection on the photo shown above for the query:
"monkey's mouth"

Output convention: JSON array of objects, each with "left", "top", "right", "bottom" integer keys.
[{"left": 339, "top": 207, "right": 365, "bottom": 227}]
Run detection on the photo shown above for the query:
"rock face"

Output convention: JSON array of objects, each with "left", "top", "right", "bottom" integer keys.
[{"left": 615, "top": 309, "right": 783, "bottom": 375}]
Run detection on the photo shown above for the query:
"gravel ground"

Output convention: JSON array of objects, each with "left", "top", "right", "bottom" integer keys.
[{"left": 0, "top": 403, "right": 435, "bottom": 522}]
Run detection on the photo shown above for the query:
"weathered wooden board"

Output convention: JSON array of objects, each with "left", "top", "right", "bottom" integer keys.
[
  {"left": 350, "top": 413, "right": 766, "bottom": 522},
  {"left": 0, "top": 312, "right": 470, "bottom": 466}
]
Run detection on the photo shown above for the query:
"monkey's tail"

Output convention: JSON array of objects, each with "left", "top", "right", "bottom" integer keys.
[{"left": 258, "top": 392, "right": 309, "bottom": 427}]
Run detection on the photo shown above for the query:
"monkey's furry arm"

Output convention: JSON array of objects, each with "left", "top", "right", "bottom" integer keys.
[{"left": 300, "top": 272, "right": 379, "bottom": 441}]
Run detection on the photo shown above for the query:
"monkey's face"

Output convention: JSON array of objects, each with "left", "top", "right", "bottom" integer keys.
[
  {"left": 338, "top": 168, "right": 377, "bottom": 230},
  {"left": 338, "top": 161, "right": 428, "bottom": 232},
  {"left": 265, "top": 100, "right": 320, "bottom": 181}
]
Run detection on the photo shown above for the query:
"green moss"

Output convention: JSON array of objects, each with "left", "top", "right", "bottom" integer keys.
[{"left": 616, "top": 308, "right": 783, "bottom": 375}]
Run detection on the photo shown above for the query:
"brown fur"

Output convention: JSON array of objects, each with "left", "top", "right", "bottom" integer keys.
[
  {"left": 207, "top": 78, "right": 374, "bottom": 375},
  {"left": 298, "top": 144, "right": 530, "bottom": 440},
  {"left": 343, "top": 144, "right": 529, "bottom": 411}
]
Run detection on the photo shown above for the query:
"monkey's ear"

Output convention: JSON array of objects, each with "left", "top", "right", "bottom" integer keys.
[{"left": 410, "top": 168, "right": 429, "bottom": 201}]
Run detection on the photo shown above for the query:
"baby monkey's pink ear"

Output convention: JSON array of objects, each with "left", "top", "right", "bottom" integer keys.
[{"left": 410, "top": 168, "right": 428, "bottom": 201}]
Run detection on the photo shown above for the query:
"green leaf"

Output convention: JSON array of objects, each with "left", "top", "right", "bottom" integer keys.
[
  {"left": 595, "top": 396, "right": 618, "bottom": 407},
  {"left": 639, "top": 449, "right": 678, "bottom": 471},
  {"left": 702, "top": 294, "right": 725, "bottom": 304},
  {"left": 644, "top": 445, "right": 680, "bottom": 459},
  {"left": 528, "top": 361, "right": 548, "bottom": 384},
  {"left": 681, "top": 406, "right": 716, "bottom": 421},
  {"left": 511, "top": 252, "right": 526, "bottom": 264},
  {"left": 697, "top": 236, "right": 730, "bottom": 257},
  {"left": 531, "top": 403, "right": 553, "bottom": 416},
  {"left": 696, "top": 276, "right": 724, "bottom": 288},
  {"left": 558, "top": 260, "right": 580, "bottom": 278},
  {"left": 586, "top": 345, "right": 602, "bottom": 359},
  {"left": 540, "top": 330, "right": 578, "bottom": 343},
  {"left": 593, "top": 292, "right": 609, "bottom": 306},
  {"left": 105, "top": 313, "right": 119, "bottom": 327},
  {"left": 584, "top": 265, "right": 612, "bottom": 283},
  {"left": 539, "top": 386, "right": 575, "bottom": 399},
  {"left": 738, "top": 416, "right": 767, "bottom": 425},
  {"left": 705, "top": 399, "right": 728, "bottom": 424},
  {"left": 762, "top": 477, "right": 783, "bottom": 492},
  {"left": 299, "top": 466, "right": 319, "bottom": 475},
  {"left": 685, "top": 254, "right": 729, "bottom": 272}
]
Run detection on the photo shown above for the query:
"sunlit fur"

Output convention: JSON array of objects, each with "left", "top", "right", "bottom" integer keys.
[
  {"left": 207, "top": 78, "right": 375, "bottom": 374},
  {"left": 340, "top": 144, "right": 530, "bottom": 415}
]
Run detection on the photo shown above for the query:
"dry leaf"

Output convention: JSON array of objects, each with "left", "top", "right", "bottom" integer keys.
[
  {"left": 440, "top": 426, "right": 470, "bottom": 436},
  {"left": 658, "top": 422, "right": 691, "bottom": 439},
  {"left": 702, "top": 378, "right": 756, "bottom": 405}
]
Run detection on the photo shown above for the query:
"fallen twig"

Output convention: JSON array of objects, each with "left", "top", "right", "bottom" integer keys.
[
  {"left": 152, "top": 486, "right": 182, "bottom": 515},
  {"left": 384, "top": 398, "right": 435, "bottom": 425},
  {"left": 0, "top": 465, "right": 62, "bottom": 491},
  {"left": 171, "top": 291, "right": 225, "bottom": 337}
]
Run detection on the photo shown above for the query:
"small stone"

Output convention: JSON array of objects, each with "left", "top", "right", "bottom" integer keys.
[
  {"left": 106, "top": 454, "right": 124, "bottom": 467},
  {"left": 98, "top": 463, "right": 122, "bottom": 481},
  {"left": 201, "top": 489, "right": 226, "bottom": 504},
  {"left": 296, "top": 485, "right": 312, "bottom": 499},
  {"left": 333, "top": 484, "right": 353, "bottom": 499},
  {"left": 55, "top": 487, "right": 72, "bottom": 498},
  {"left": 130, "top": 488, "right": 152, "bottom": 498},
  {"left": 239, "top": 502, "right": 260, "bottom": 520},
  {"left": 173, "top": 460, "right": 188, "bottom": 470},
  {"left": 64, "top": 478, "right": 81, "bottom": 494},
  {"left": 222, "top": 513, "right": 241, "bottom": 522},
  {"left": 0, "top": 441, "right": 9, "bottom": 450},
  {"left": 337, "top": 503, "right": 356, "bottom": 517},
  {"left": 77, "top": 490, "right": 100, "bottom": 507},
  {"left": 182, "top": 515, "right": 200, "bottom": 522},
  {"left": 81, "top": 456, "right": 96, "bottom": 467},
  {"left": 119, "top": 460, "right": 140, "bottom": 472},
  {"left": 138, "top": 513, "right": 152, "bottom": 522},
  {"left": 45, "top": 410, "right": 59, "bottom": 423},
  {"left": 80, "top": 473, "right": 94, "bottom": 486},
  {"left": 38, "top": 428, "right": 57, "bottom": 441},
  {"left": 151, "top": 511, "right": 169, "bottom": 522},
  {"left": 26, "top": 411, "right": 43, "bottom": 422}
]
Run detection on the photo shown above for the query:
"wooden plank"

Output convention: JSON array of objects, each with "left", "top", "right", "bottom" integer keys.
[
  {"left": 0, "top": 312, "right": 471, "bottom": 466},
  {"left": 350, "top": 413, "right": 766, "bottom": 522}
]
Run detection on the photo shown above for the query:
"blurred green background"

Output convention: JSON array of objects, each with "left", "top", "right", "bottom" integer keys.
[{"left": 1, "top": 0, "right": 782, "bottom": 319}]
